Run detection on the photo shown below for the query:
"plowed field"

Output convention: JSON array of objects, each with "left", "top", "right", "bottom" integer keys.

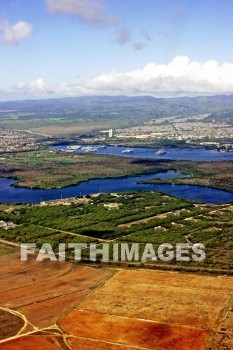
[{"left": 0, "top": 254, "right": 232, "bottom": 349}]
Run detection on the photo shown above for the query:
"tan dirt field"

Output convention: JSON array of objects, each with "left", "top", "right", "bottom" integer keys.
[
  {"left": 0, "top": 335, "right": 67, "bottom": 350},
  {"left": 29, "top": 121, "right": 117, "bottom": 136},
  {"left": 68, "top": 336, "right": 149, "bottom": 350},
  {"left": 77, "top": 269, "right": 233, "bottom": 329},
  {"left": 0, "top": 254, "right": 232, "bottom": 349},
  {"left": 60, "top": 310, "right": 209, "bottom": 350}
]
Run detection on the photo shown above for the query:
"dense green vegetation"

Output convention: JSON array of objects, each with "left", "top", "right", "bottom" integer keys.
[
  {"left": 0, "top": 148, "right": 232, "bottom": 191},
  {"left": 138, "top": 159, "right": 233, "bottom": 192},
  {"left": 0, "top": 191, "right": 232, "bottom": 272},
  {"left": 0, "top": 149, "right": 161, "bottom": 189}
]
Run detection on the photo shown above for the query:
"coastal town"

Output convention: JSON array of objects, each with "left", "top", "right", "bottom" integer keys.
[
  {"left": 0, "top": 128, "right": 38, "bottom": 152},
  {"left": 1, "top": 111, "right": 233, "bottom": 154},
  {"left": 115, "top": 114, "right": 233, "bottom": 143}
]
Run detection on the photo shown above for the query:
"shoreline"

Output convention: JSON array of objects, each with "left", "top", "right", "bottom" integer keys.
[
  {"left": 0, "top": 173, "right": 233, "bottom": 205},
  {"left": 0, "top": 168, "right": 231, "bottom": 193},
  {"left": 0, "top": 164, "right": 232, "bottom": 194}
]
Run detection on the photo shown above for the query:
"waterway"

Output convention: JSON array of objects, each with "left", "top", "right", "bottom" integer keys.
[
  {"left": 0, "top": 170, "right": 233, "bottom": 205},
  {"left": 53, "top": 145, "right": 233, "bottom": 161}
]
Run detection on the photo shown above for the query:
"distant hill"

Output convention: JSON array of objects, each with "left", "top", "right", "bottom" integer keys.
[
  {"left": 1, "top": 94, "right": 233, "bottom": 117},
  {"left": 0, "top": 95, "right": 233, "bottom": 134}
]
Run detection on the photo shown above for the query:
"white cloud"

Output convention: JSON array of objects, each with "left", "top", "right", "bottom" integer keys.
[
  {"left": 12, "top": 79, "right": 49, "bottom": 97},
  {"left": 16, "top": 78, "right": 46, "bottom": 91},
  {"left": 46, "top": 0, "right": 118, "bottom": 26},
  {"left": 4, "top": 56, "right": 233, "bottom": 100},
  {"left": 0, "top": 21, "right": 33, "bottom": 45},
  {"left": 63, "top": 56, "right": 233, "bottom": 95}
]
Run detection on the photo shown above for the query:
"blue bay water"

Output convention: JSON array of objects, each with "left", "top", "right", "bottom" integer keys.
[
  {"left": 53, "top": 145, "right": 233, "bottom": 161},
  {"left": 0, "top": 170, "right": 232, "bottom": 204}
]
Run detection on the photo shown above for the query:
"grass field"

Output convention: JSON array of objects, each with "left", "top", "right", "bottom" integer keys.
[{"left": 0, "top": 115, "right": 129, "bottom": 136}]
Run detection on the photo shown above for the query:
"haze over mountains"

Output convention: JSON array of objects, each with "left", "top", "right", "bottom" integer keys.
[{"left": 1, "top": 95, "right": 233, "bottom": 124}]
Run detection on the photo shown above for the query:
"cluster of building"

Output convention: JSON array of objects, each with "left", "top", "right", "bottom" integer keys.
[
  {"left": 115, "top": 114, "right": 233, "bottom": 142},
  {"left": 0, "top": 128, "right": 38, "bottom": 152},
  {"left": 0, "top": 220, "right": 16, "bottom": 230},
  {"left": 40, "top": 196, "right": 91, "bottom": 206},
  {"left": 99, "top": 129, "right": 113, "bottom": 138}
]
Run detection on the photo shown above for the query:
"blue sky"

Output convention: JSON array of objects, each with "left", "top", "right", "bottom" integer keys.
[{"left": 1, "top": 0, "right": 233, "bottom": 100}]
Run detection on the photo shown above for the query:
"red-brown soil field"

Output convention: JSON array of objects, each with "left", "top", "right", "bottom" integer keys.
[
  {"left": 0, "top": 253, "right": 232, "bottom": 350},
  {"left": 0, "top": 309, "right": 25, "bottom": 341}
]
